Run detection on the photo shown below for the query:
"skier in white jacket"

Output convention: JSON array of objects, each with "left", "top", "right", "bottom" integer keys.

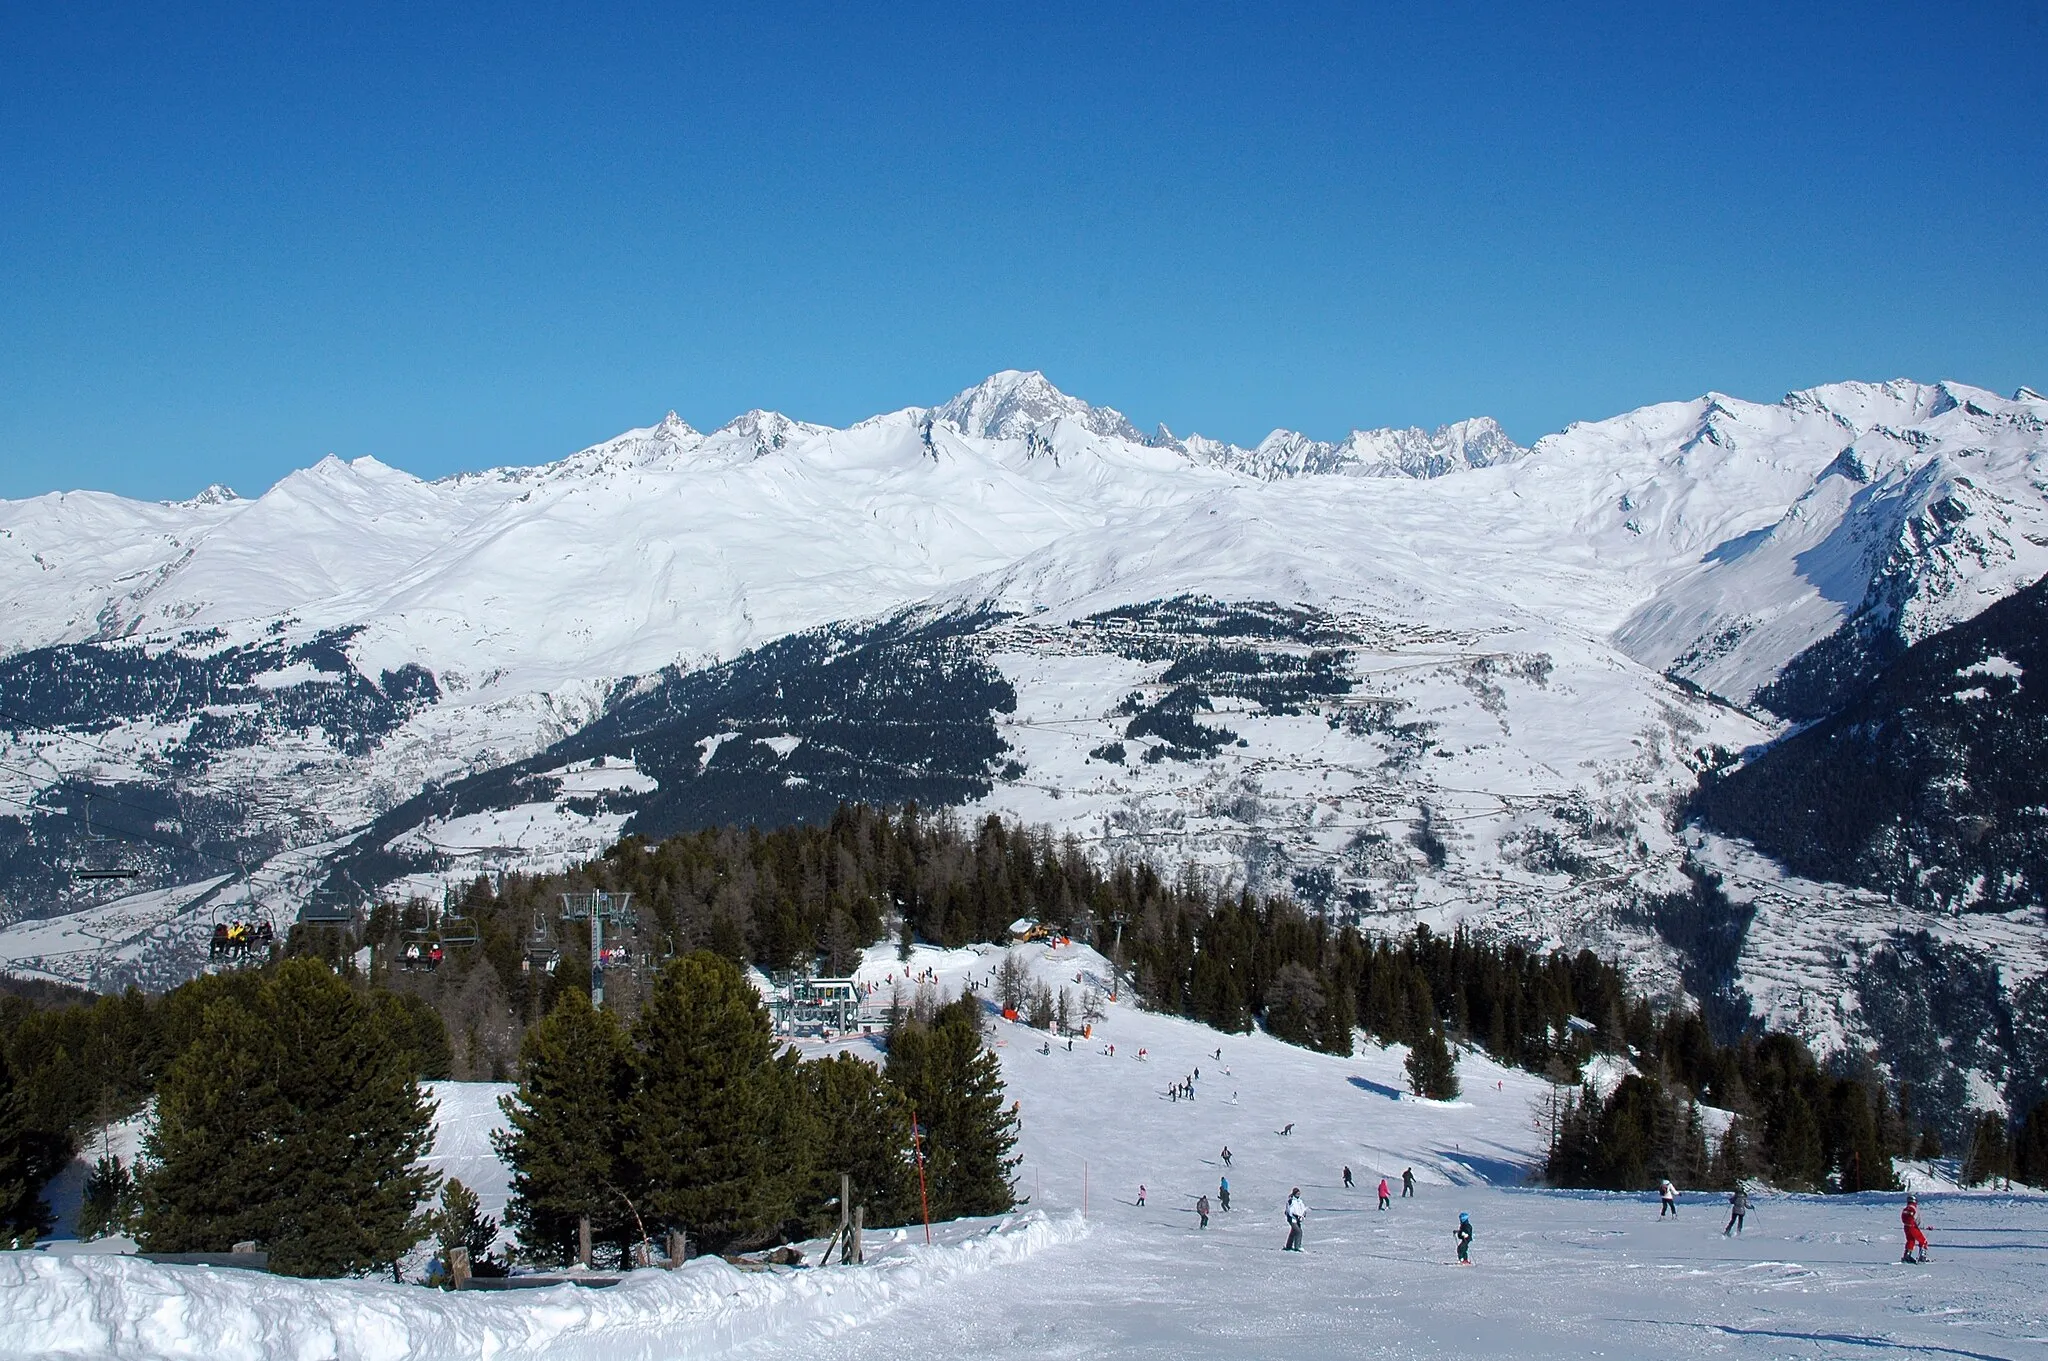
[{"left": 1283, "top": 1190, "right": 1307, "bottom": 1251}]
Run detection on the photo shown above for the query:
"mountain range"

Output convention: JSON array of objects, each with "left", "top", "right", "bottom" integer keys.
[{"left": 4, "top": 368, "right": 2046, "bottom": 1132}]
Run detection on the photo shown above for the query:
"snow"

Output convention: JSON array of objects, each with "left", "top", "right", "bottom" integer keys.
[
  {"left": 8, "top": 943, "right": 2044, "bottom": 1359},
  {"left": 7, "top": 370, "right": 2048, "bottom": 1075},
  {"left": 1959, "top": 654, "right": 2023, "bottom": 681}
]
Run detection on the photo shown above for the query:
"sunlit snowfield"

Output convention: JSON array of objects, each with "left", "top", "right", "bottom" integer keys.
[{"left": 8, "top": 941, "right": 2043, "bottom": 1360}]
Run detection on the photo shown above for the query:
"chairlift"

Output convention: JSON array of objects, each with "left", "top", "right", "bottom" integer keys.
[
  {"left": 521, "top": 910, "right": 560, "bottom": 975},
  {"left": 207, "top": 862, "right": 278, "bottom": 967},
  {"left": 69, "top": 793, "right": 141, "bottom": 882}
]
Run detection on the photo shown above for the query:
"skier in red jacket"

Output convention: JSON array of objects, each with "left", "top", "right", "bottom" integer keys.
[{"left": 1901, "top": 1194, "right": 1929, "bottom": 1263}]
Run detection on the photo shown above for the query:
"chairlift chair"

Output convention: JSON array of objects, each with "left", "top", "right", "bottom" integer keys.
[
  {"left": 438, "top": 914, "right": 481, "bottom": 948},
  {"left": 69, "top": 794, "right": 141, "bottom": 883}
]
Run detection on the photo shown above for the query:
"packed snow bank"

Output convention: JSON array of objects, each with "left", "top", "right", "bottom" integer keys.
[{"left": 0, "top": 1211, "right": 1086, "bottom": 1361}]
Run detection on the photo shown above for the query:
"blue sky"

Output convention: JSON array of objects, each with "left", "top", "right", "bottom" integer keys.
[{"left": 3, "top": 1, "right": 2043, "bottom": 500}]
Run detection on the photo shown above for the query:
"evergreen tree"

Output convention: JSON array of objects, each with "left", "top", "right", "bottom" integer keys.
[
  {"left": 1405, "top": 1023, "right": 1460, "bottom": 1100},
  {"left": 1961, "top": 1110, "right": 2011, "bottom": 1187},
  {"left": 885, "top": 998, "right": 1018, "bottom": 1219},
  {"left": 433, "top": 1178, "right": 498, "bottom": 1264},
  {"left": 2013, "top": 1101, "right": 2048, "bottom": 1188},
  {"left": 624, "top": 952, "right": 812, "bottom": 1253},
  {"left": 1592, "top": 1074, "right": 1663, "bottom": 1189},
  {"left": 0, "top": 1049, "right": 50, "bottom": 1246},
  {"left": 496, "top": 986, "right": 636, "bottom": 1263},
  {"left": 1764, "top": 1090, "right": 1825, "bottom": 1189},
  {"left": 800, "top": 1052, "right": 916, "bottom": 1228},
  {"left": 139, "top": 959, "right": 438, "bottom": 1276},
  {"left": 1263, "top": 963, "right": 1325, "bottom": 1049},
  {"left": 76, "top": 1153, "right": 136, "bottom": 1241},
  {"left": 1709, "top": 1114, "right": 1759, "bottom": 1188}
]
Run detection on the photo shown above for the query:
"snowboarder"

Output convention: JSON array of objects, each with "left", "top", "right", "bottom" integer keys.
[
  {"left": 1284, "top": 1189, "right": 1307, "bottom": 1251},
  {"left": 1455, "top": 1211, "right": 1474, "bottom": 1265},
  {"left": 1377, "top": 1177, "right": 1391, "bottom": 1210},
  {"left": 1901, "top": 1194, "right": 1929, "bottom": 1263},
  {"left": 1724, "top": 1186, "right": 1749, "bottom": 1237},
  {"left": 1218, "top": 1177, "right": 1230, "bottom": 1212},
  {"left": 1401, "top": 1167, "right": 1415, "bottom": 1198},
  {"left": 1137, "top": 1184, "right": 1147, "bottom": 1207},
  {"left": 1221, "top": 1145, "right": 1232, "bottom": 1167},
  {"left": 1343, "top": 1165, "right": 1354, "bottom": 1190},
  {"left": 1659, "top": 1178, "right": 1678, "bottom": 1217},
  {"left": 1196, "top": 1194, "right": 1211, "bottom": 1229}
]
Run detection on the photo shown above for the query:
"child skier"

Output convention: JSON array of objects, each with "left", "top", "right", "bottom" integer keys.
[
  {"left": 1283, "top": 1189, "right": 1307, "bottom": 1251},
  {"left": 1455, "top": 1211, "right": 1474, "bottom": 1265},
  {"left": 1377, "top": 1177, "right": 1391, "bottom": 1210},
  {"left": 1901, "top": 1194, "right": 1929, "bottom": 1263},
  {"left": 1659, "top": 1178, "right": 1678, "bottom": 1217}
]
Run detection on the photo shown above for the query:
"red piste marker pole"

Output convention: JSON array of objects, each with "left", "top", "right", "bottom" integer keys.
[{"left": 911, "top": 1107, "right": 932, "bottom": 1244}]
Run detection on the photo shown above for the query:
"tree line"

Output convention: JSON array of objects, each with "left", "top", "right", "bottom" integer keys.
[
  {"left": 8, "top": 800, "right": 2047, "bottom": 1252},
  {"left": 0, "top": 944, "right": 1018, "bottom": 1268},
  {"left": 496, "top": 949, "right": 1015, "bottom": 1266}
]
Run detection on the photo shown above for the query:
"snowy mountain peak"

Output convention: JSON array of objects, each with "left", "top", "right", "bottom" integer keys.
[
  {"left": 176, "top": 483, "right": 241, "bottom": 507},
  {"left": 933, "top": 371, "right": 1144, "bottom": 443},
  {"left": 708, "top": 409, "right": 832, "bottom": 460},
  {"left": 2019, "top": 386, "right": 2044, "bottom": 403},
  {"left": 1188, "top": 416, "right": 1525, "bottom": 481}
]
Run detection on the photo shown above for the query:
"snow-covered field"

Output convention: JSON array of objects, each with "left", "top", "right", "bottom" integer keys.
[{"left": 9, "top": 942, "right": 2044, "bottom": 1360}]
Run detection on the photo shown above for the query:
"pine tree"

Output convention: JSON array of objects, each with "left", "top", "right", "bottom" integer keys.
[
  {"left": 2013, "top": 1101, "right": 2048, "bottom": 1188},
  {"left": 1961, "top": 1111, "right": 2011, "bottom": 1187},
  {"left": 0, "top": 1049, "right": 50, "bottom": 1246},
  {"left": 624, "top": 952, "right": 812, "bottom": 1253},
  {"left": 139, "top": 959, "right": 438, "bottom": 1276},
  {"left": 1592, "top": 1074, "right": 1662, "bottom": 1189},
  {"left": 495, "top": 986, "right": 636, "bottom": 1263},
  {"left": 76, "top": 1154, "right": 135, "bottom": 1241},
  {"left": 800, "top": 1052, "right": 916, "bottom": 1228},
  {"left": 1405, "top": 1023, "right": 1460, "bottom": 1100},
  {"left": 433, "top": 1178, "right": 498, "bottom": 1263},
  {"left": 886, "top": 998, "right": 1018, "bottom": 1219},
  {"left": 1709, "top": 1114, "right": 1758, "bottom": 1188}
]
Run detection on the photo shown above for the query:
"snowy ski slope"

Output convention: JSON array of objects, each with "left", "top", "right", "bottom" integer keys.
[{"left": 9, "top": 941, "right": 2044, "bottom": 1360}]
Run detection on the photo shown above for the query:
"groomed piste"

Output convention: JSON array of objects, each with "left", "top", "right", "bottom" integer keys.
[{"left": 7, "top": 941, "right": 2044, "bottom": 1360}]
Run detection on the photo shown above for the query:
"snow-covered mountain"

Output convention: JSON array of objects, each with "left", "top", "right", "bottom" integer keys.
[{"left": 4, "top": 371, "right": 2047, "bottom": 1113}]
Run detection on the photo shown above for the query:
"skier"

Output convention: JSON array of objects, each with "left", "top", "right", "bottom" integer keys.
[
  {"left": 1659, "top": 1177, "right": 1678, "bottom": 1217},
  {"left": 1401, "top": 1167, "right": 1415, "bottom": 1198},
  {"left": 1137, "top": 1184, "right": 1147, "bottom": 1207},
  {"left": 1221, "top": 1145, "right": 1232, "bottom": 1167},
  {"left": 1278, "top": 1122, "right": 1294, "bottom": 1136},
  {"left": 1454, "top": 1211, "right": 1474, "bottom": 1265},
  {"left": 1724, "top": 1185, "right": 1749, "bottom": 1237},
  {"left": 1343, "top": 1166, "right": 1354, "bottom": 1190},
  {"left": 1901, "top": 1194, "right": 1929, "bottom": 1263},
  {"left": 1377, "top": 1177, "right": 1391, "bottom": 1210},
  {"left": 1283, "top": 1189, "right": 1307, "bottom": 1251},
  {"left": 1218, "top": 1176, "right": 1230, "bottom": 1212},
  {"left": 1196, "top": 1194, "right": 1211, "bottom": 1229}
]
